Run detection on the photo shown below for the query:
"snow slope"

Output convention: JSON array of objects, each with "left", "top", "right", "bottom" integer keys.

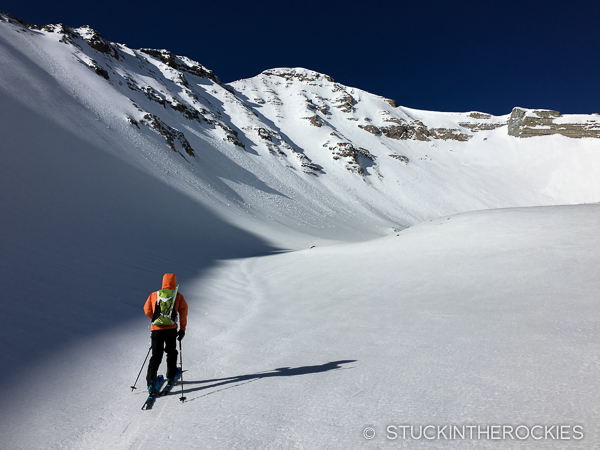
[
  {"left": 1, "top": 15, "right": 599, "bottom": 247},
  {"left": 3, "top": 205, "right": 600, "bottom": 449},
  {"left": 1, "top": 12, "right": 600, "bottom": 449}
]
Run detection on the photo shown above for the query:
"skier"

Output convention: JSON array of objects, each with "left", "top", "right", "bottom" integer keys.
[{"left": 144, "top": 273, "right": 188, "bottom": 395}]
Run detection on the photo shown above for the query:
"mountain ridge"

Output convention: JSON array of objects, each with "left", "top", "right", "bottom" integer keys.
[
  {"left": 5, "top": 11, "right": 599, "bottom": 138},
  {"left": 2, "top": 11, "right": 600, "bottom": 247}
]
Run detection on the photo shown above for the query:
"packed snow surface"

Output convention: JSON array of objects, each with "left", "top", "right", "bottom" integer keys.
[
  {"left": 1, "top": 14, "right": 599, "bottom": 449},
  {"left": 3, "top": 206, "right": 600, "bottom": 449}
]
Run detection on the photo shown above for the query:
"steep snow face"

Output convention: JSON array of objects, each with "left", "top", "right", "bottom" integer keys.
[
  {"left": 2, "top": 14, "right": 600, "bottom": 250},
  {"left": 230, "top": 67, "right": 600, "bottom": 215}
]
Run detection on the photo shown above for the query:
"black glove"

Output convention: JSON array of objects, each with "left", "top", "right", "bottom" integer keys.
[{"left": 177, "top": 330, "right": 185, "bottom": 341}]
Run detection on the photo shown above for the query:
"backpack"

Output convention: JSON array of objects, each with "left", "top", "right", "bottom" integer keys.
[{"left": 152, "top": 285, "right": 179, "bottom": 327}]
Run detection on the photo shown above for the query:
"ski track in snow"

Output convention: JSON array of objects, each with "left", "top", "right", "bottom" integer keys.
[{"left": 34, "top": 205, "right": 597, "bottom": 450}]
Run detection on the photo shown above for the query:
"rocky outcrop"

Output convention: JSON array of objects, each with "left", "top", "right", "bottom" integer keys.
[
  {"left": 225, "top": 129, "right": 245, "bottom": 149},
  {"left": 389, "top": 155, "right": 409, "bottom": 164},
  {"left": 458, "top": 111, "right": 505, "bottom": 132},
  {"left": 324, "top": 141, "right": 373, "bottom": 175},
  {"left": 331, "top": 85, "right": 356, "bottom": 113},
  {"left": 305, "top": 98, "right": 329, "bottom": 115},
  {"left": 378, "top": 118, "right": 427, "bottom": 141},
  {"left": 41, "top": 23, "right": 80, "bottom": 46},
  {"left": 140, "top": 114, "right": 195, "bottom": 157},
  {"left": 304, "top": 115, "right": 323, "bottom": 127},
  {"left": 459, "top": 122, "right": 505, "bottom": 132},
  {"left": 170, "top": 99, "right": 202, "bottom": 122},
  {"left": 262, "top": 68, "right": 335, "bottom": 83},
  {"left": 298, "top": 160, "right": 321, "bottom": 174},
  {"left": 429, "top": 128, "right": 471, "bottom": 141},
  {"left": 77, "top": 25, "right": 121, "bottom": 60},
  {"left": 91, "top": 60, "right": 109, "bottom": 80},
  {"left": 140, "top": 49, "right": 220, "bottom": 83},
  {"left": 358, "top": 124, "right": 381, "bottom": 136},
  {"left": 379, "top": 124, "right": 406, "bottom": 140},
  {"left": 257, "top": 128, "right": 272, "bottom": 141},
  {"left": 376, "top": 119, "right": 470, "bottom": 142},
  {"left": 1, "top": 11, "right": 37, "bottom": 30},
  {"left": 141, "top": 85, "right": 166, "bottom": 107},
  {"left": 508, "top": 107, "right": 600, "bottom": 138},
  {"left": 249, "top": 126, "right": 321, "bottom": 173},
  {"left": 468, "top": 112, "right": 491, "bottom": 119}
]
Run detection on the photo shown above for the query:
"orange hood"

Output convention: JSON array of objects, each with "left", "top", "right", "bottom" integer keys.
[{"left": 162, "top": 273, "right": 177, "bottom": 290}]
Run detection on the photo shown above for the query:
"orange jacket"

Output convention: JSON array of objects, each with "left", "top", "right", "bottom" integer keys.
[{"left": 144, "top": 273, "right": 188, "bottom": 331}]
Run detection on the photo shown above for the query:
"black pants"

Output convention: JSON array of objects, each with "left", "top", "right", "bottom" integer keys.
[{"left": 146, "top": 328, "right": 178, "bottom": 385}]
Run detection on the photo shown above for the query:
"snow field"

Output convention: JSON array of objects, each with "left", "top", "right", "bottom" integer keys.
[
  {"left": 2, "top": 16, "right": 600, "bottom": 449},
  {"left": 8, "top": 204, "right": 595, "bottom": 449}
]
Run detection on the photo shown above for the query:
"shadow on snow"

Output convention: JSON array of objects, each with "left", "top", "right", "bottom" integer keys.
[{"left": 181, "top": 360, "right": 357, "bottom": 401}]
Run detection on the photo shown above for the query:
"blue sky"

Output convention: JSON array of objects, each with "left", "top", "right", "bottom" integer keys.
[{"left": 3, "top": 0, "right": 599, "bottom": 115}]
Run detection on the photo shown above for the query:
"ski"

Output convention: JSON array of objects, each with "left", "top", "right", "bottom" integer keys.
[
  {"left": 141, "top": 375, "right": 165, "bottom": 410},
  {"left": 159, "top": 368, "right": 182, "bottom": 397}
]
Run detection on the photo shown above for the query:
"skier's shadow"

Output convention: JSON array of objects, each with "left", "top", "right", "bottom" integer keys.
[{"left": 182, "top": 360, "right": 356, "bottom": 401}]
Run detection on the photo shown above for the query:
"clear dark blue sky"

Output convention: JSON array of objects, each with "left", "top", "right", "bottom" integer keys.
[{"left": 3, "top": 0, "right": 599, "bottom": 115}]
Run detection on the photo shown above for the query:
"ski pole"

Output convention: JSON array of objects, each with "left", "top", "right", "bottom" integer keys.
[
  {"left": 131, "top": 345, "right": 152, "bottom": 392},
  {"left": 179, "top": 339, "right": 187, "bottom": 402}
]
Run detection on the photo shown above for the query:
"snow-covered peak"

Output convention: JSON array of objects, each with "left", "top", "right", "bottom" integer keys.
[
  {"left": 260, "top": 67, "right": 335, "bottom": 83},
  {"left": 2, "top": 11, "right": 600, "bottom": 245},
  {"left": 73, "top": 24, "right": 106, "bottom": 42}
]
